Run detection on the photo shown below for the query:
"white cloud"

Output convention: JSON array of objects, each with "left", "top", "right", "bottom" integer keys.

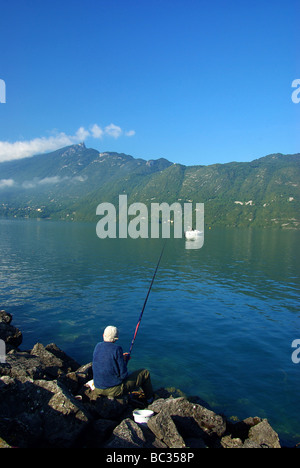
[
  {"left": 0, "top": 123, "right": 135, "bottom": 163},
  {"left": 75, "top": 127, "right": 90, "bottom": 141},
  {"left": 73, "top": 175, "right": 88, "bottom": 182},
  {"left": 91, "top": 123, "right": 135, "bottom": 139},
  {"left": 0, "top": 173, "right": 89, "bottom": 190},
  {"left": 0, "top": 179, "right": 15, "bottom": 188},
  {"left": 21, "top": 175, "right": 88, "bottom": 189},
  {"left": 37, "top": 176, "right": 65, "bottom": 185},
  {"left": 90, "top": 124, "right": 104, "bottom": 139},
  {"left": 0, "top": 132, "right": 81, "bottom": 163},
  {"left": 104, "top": 123, "right": 122, "bottom": 139}
]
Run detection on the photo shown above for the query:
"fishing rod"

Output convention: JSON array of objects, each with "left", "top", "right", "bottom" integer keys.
[{"left": 126, "top": 241, "right": 166, "bottom": 361}]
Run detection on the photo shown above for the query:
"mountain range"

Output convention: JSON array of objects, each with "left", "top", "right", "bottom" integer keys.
[{"left": 0, "top": 142, "right": 299, "bottom": 229}]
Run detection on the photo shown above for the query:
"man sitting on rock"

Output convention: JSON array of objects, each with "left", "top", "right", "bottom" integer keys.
[{"left": 92, "top": 325, "right": 154, "bottom": 403}]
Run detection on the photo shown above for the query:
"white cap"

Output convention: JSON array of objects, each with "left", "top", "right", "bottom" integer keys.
[{"left": 103, "top": 326, "right": 119, "bottom": 342}]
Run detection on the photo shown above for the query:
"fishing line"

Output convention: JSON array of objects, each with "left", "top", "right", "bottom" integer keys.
[{"left": 127, "top": 241, "right": 166, "bottom": 359}]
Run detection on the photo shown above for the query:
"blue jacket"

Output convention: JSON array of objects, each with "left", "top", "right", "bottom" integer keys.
[{"left": 92, "top": 341, "right": 128, "bottom": 389}]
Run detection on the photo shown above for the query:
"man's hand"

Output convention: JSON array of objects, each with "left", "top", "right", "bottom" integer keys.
[{"left": 123, "top": 352, "right": 131, "bottom": 363}]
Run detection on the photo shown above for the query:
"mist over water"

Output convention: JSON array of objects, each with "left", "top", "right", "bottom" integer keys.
[{"left": 0, "top": 218, "right": 299, "bottom": 445}]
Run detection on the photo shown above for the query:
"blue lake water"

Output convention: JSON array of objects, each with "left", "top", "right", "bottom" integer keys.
[{"left": 0, "top": 218, "right": 299, "bottom": 446}]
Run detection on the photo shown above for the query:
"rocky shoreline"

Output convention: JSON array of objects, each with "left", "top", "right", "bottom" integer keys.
[{"left": 0, "top": 311, "right": 293, "bottom": 448}]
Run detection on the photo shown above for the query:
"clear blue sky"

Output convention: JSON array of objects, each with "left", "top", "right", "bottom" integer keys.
[{"left": 0, "top": 0, "right": 299, "bottom": 165}]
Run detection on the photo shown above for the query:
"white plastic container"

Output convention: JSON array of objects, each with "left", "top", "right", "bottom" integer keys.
[{"left": 133, "top": 409, "right": 154, "bottom": 424}]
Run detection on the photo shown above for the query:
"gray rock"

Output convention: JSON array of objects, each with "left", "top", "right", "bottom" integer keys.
[
  {"left": 0, "top": 375, "right": 91, "bottom": 447},
  {"left": 246, "top": 419, "right": 281, "bottom": 448},
  {"left": 147, "top": 409, "right": 186, "bottom": 448},
  {"left": 221, "top": 435, "right": 244, "bottom": 448},
  {"left": 105, "top": 418, "right": 147, "bottom": 448},
  {"left": 1, "top": 342, "right": 81, "bottom": 383},
  {"left": 148, "top": 396, "right": 226, "bottom": 446},
  {"left": 228, "top": 416, "right": 262, "bottom": 440},
  {"left": 31, "top": 343, "right": 70, "bottom": 378},
  {"left": 1, "top": 350, "right": 46, "bottom": 382},
  {"left": 227, "top": 416, "right": 281, "bottom": 448},
  {"left": 58, "top": 363, "right": 93, "bottom": 396},
  {"left": 45, "top": 343, "right": 80, "bottom": 372},
  {"left": 75, "top": 362, "right": 93, "bottom": 383}
]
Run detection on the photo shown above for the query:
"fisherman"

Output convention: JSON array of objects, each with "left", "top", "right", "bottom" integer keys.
[{"left": 92, "top": 325, "right": 154, "bottom": 403}]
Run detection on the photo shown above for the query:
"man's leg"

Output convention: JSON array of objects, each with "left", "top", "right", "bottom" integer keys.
[
  {"left": 93, "top": 383, "right": 124, "bottom": 398},
  {"left": 122, "top": 368, "right": 154, "bottom": 399}
]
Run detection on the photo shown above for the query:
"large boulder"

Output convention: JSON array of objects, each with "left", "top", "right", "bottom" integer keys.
[
  {"left": 1, "top": 350, "right": 48, "bottom": 381},
  {"left": 223, "top": 416, "right": 281, "bottom": 448},
  {"left": 44, "top": 343, "right": 80, "bottom": 372},
  {"left": 0, "top": 375, "right": 91, "bottom": 448},
  {"left": 58, "top": 362, "right": 93, "bottom": 395},
  {"left": 1, "top": 342, "right": 82, "bottom": 382},
  {"left": 105, "top": 418, "right": 148, "bottom": 448},
  {"left": 104, "top": 396, "right": 228, "bottom": 449},
  {"left": 147, "top": 407, "right": 186, "bottom": 448},
  {"left": 104, "top": 417, "right": 167, "bottom": 449},
  {"left": 30, "top": 342, "right": 75, "bottom": 378},
  {"left": 245, "top": 419, "right": 281, "bottom": 448},
  {"left": 148, "top": 397, "right": 226, "bottom": 447}
]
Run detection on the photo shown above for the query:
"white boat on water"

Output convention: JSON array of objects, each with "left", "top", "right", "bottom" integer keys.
[{"left": 184, "top": 229, "right": 203, "bottom": 240}]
